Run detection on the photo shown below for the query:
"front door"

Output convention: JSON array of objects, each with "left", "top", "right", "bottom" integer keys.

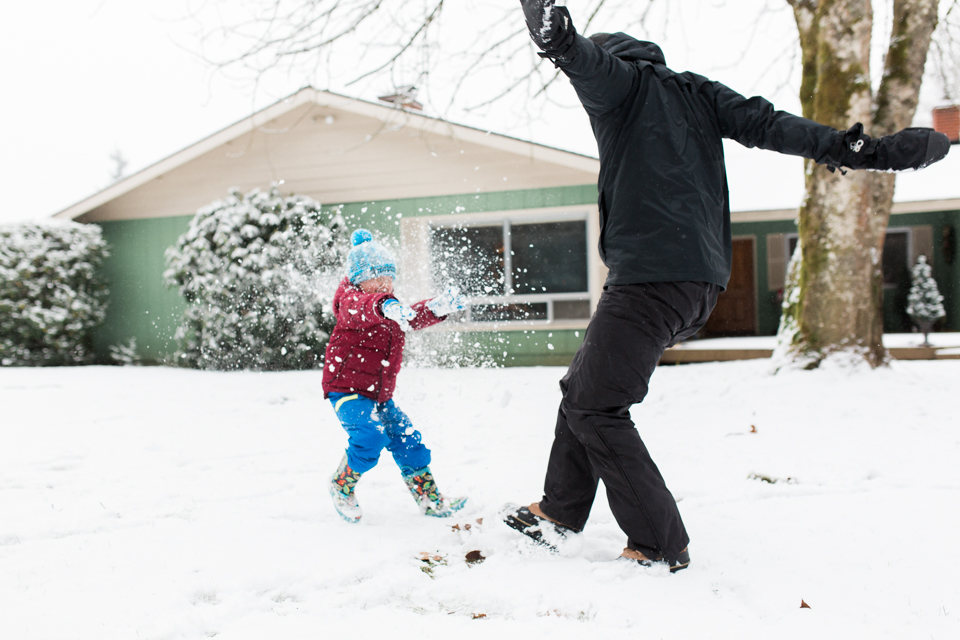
[{"left": 702, "top": 237, "right": 756, "bottom": 336}]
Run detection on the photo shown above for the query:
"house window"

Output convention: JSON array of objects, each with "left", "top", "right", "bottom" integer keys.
[
  {"left": 430, "top": 218, "right": 590, "bottom": 323},
  {"left": 431, "top": 224, "right": 506, "bottom": 297}
]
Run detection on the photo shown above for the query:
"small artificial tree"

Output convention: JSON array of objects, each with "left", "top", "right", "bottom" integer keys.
[
  {"left": 0, "top": 222, "right": 109, "bottom": 366},
  {"left": 163, "top": 185, "right": 348, "bottom": 371},
  {"left": 905, "top": 255, "right": 945, "bottom": 347}
]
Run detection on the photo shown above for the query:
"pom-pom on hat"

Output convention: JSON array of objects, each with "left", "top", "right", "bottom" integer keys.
[{"left": 347, "top": 228, "right": 397, "bottom": 285}]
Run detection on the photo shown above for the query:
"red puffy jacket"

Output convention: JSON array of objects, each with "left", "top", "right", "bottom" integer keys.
[{"left": 322, "top": 278, "right": 445, "bottom": 403}]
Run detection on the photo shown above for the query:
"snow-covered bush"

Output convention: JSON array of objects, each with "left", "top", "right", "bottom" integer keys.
[
  {"left": 906, "top": 255, "right": 945, "bottom": 345},
  {"left": 163, "top": 186, "right": 348, "bottom": 371},
  {"left": 906, "top": 255, "right": 946, "bottom": 323},
  {"left": 109, "top": 338, "right": 140, "bottom": 365},
  {"left": 0, "top": 222, "right": 109, "bottom": 366}
]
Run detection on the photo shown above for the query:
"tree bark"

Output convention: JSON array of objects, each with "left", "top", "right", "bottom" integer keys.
[{"left": 778, "top": 0, "right": 939, "bottom": 369}]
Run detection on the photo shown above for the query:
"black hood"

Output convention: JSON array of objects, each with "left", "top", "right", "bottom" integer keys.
[{"left": 600, "top": 32, "right": 666, "bottom": 65}]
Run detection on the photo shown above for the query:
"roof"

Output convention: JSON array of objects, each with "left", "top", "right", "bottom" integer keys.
[
  {"left": 54, "top": 84, "right": 958, "bottom": 223},
  {"left": 53, "top": 87, "right": 600, "bottom": 222}
]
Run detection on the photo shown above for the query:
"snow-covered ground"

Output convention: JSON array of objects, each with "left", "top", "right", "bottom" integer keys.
[
  {"left": 2, "top": 361, "right": 958, "bottom": 639},
  {"left": 673, "top": 332, "right": 960, "bottom": 351}
]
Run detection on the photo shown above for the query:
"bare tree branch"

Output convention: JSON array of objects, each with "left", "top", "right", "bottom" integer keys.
[
  {"left": 346, "top": 1, "right": 444, "bottom": 86},
  {"left": 873, "top": 0, "right": 941, "bottom": 134},
  {"left": 195, "top": 0, "right": 674, "bottom": 124},
  {"left": 931, "top": 0, "right": 960, "bottom": 99}
]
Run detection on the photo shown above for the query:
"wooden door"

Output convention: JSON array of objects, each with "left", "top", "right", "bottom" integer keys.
[{"left": 702, "top": 238, "right": 756, "bottom": 336}]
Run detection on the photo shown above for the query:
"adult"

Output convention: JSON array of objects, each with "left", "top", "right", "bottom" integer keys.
[{"left": 502, "top": 0, "right": 950, "bottom": 571}]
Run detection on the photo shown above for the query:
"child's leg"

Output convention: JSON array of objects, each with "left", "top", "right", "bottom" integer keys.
[
  {"left": 377, "top": 399, "right": 431, "bottom": 475},
  {"left": 378, "top": 400, "right": 466, "bottom": 517},
  {"left": 330, "top": 393, "right": 391, "bottom": 474}
]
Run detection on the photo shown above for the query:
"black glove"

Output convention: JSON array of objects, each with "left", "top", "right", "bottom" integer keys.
[
  {"left": 824, "top": 122, "right": 951, "bottom": 173},
  {"left": 520, "top": 0, "right": 577, "bottom": 63}
]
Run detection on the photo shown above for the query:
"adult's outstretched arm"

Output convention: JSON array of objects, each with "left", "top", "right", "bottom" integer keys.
[
  {"left": 711, "top": 81, "right": 839, "bottom": 165},
  {"left": 557, "top": 35, "right": 637, "bottom": 117},
  {"left": 519, "top": 1, "right": 635, "bottom": 117},
  {"left": 712, "top": 81, "right": 951, "bottom": 172}
]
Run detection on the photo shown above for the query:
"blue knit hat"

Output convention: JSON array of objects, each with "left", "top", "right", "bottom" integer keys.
[{"left": 347, "top": 229, "right": 397, "bottom": 284}]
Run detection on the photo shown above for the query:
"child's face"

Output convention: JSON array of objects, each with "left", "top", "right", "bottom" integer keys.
[{"left": 358, "top": 275, "right": 394, "bottom": 294}]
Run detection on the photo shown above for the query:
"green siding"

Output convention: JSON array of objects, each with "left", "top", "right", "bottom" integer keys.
[
  {"left": 879, "top": 210, "right": 960, "bottom": 333},
  {"left": 325, "top": 184, "right": 598, "bottom": 245},
  {"left": 89, "top": 186, "right": 597, "bottom": 364},
  {"left": 729, "top": 219, "right": 799, "bottom": 335},
  {"left": 94, "top": 216, "right": 193, "bottom": 362},
  {"left": 90, "top": 184, "right": 956, "bottom": 368},
  {"left": 451, "top": 328, "right": 585, "bottom": 367},
  {"left": 731, "top": 209, "right": 960, "bottom": 335}
]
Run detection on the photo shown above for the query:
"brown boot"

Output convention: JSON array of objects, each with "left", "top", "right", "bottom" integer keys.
[
  {"left": 621, "top": 546, "right": 691, "bottom": 573},
  {"left": 528, "top": 502, "right": 573, "bottom": 528},
  {"left": 502, "top": 502, "right": 578, "bottom": 550}
]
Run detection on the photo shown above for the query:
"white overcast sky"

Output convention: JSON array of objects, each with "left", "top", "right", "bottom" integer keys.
[{"left": 0, "top": 0, "right": 952, "bottom": 225}]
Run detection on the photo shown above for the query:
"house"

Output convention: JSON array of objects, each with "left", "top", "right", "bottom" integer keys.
[
  {"left": 714, "top": 148, "right": 960, "bottom": 338},
  {"left": 54, "top": 87, "right": 603, "bottom": 366},
  {"left": 55, "top": 88, "right": 959, "bottom": 366}
]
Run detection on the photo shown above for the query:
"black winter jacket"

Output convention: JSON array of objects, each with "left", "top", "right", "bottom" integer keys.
[{"left": 557, "top": 33, "right": 841, "bottom": 289}]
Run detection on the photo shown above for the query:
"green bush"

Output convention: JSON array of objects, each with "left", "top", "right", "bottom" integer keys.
[
  {"left": 163, "top": 186, "right": 348, "bottom": 371},
  {"left": 0, "top": 222, "right": 109, "bottom": 366}
]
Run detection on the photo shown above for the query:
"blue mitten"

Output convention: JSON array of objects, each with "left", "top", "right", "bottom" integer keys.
[
  {"left": 427, "top": 287, "right": 467, "bottom": 317},
  {"left": 382, "top": 298, "right": 416, "bottom": 331}
]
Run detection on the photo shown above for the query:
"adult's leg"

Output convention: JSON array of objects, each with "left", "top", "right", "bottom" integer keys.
[
  {"left": 378, "top": 400, "right": 432, "bottom": 475},
  {"left": 538, "top": 282, "right": 718, "bottom": 563},
  {"left": 536, "top": 400, "right": 599, "bottom": 531}
]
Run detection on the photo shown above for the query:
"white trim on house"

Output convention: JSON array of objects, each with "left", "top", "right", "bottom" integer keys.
[
  {"left": 732, "top": 197, "right": 960, "bottom": 223},
  {"left": 399, "top": 204, "right": 605, "bottom": 332}
]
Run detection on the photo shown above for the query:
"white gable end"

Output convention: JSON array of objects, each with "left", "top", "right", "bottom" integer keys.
[{"left": 55, "top": 89, "right": 599, "bottom": 223}]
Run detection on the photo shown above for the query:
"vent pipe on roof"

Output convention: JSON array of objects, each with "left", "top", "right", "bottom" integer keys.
[
  {"left": 932, "top": 104, "right": 959, "bottom": 144},
  {"left": 378, "top": 85, "right": 423, "bottom": 111}
]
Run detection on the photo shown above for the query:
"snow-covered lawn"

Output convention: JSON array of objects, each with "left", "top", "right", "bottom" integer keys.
[
  {"left": 2, "top": 361, "right": 958, "bottom": 639},
  {"left": 670, "top": 332, "right": 960, "bottom": 351}
]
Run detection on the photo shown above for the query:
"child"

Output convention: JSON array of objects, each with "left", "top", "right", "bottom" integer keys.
[{"left": 323, "top": 228, "right": 467, "bottom": 523}]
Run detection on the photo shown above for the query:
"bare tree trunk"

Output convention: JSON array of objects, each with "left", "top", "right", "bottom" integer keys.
[{"left": 778, "top": 0, "right": 939, "bottom": 369}]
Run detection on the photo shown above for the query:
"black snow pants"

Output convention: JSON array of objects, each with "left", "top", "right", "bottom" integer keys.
[{"left": 538, "top": 281, "right": 720, "bottom": 564}]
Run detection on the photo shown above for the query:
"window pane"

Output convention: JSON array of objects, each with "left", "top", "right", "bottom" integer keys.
[
  {"left": 471, "top": 303, "right": 547, "bottom": 322},
  {"left": 430, "top": 225, "right": 504, "bottom": 296},
  {"left": 511, "top": 221, "right": 587, "bottom": 294},
  {"left": 882, "top": 232, "right": 909, "bottom": 286},
  {"left": 553, "top": 299, "right": 591, "bottom": 320}
]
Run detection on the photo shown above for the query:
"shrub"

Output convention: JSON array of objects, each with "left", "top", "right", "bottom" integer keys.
[
  {"left": 163, "top": 186, "right": 348, "bottom": 371},
  {"left": 906, "top": 255, "right": 946, "bottom": 324},
  {"left": 0, "top": 222, "right": 109, "bottom": 366}
]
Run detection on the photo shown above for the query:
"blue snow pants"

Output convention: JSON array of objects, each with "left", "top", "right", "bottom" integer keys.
[{"left": 328, "top": 392, "right": 431, "bottom": 475}]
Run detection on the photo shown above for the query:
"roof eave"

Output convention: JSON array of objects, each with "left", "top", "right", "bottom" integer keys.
[{"left": 53, "top": 87, "right": 600, "bottom": 221}]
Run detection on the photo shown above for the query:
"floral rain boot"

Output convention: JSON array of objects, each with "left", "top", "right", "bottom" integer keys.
[
  {"left": 329, "top": 454, "right": 363, "bottom": 523},
  {"left": 402, "top": 466, "right": 467, "bottom": 517}
]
